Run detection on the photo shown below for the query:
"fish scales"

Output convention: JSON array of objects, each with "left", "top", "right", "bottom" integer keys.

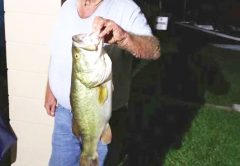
[{"left": 70, "top": 33, "right": 112, "bottom": 166}]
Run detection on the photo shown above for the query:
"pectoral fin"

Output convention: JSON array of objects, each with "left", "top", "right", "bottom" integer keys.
[
  {"left": 100, "top": 124, "right": 112, "bottom": 144},
  {"left": 98, "top": 84, "right": 108, "bottom": 105}
]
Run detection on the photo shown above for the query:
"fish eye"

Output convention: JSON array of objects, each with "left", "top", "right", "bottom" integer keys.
[{"left": 75, "top": 54, "right": 80, "bottom": 59}]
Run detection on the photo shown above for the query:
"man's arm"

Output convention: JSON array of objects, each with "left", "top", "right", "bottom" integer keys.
[
  {"left": 118, "top": 33, "right": 160, "bottom": 60},
  {"left": 93, "top": 16, "right": 160, "bottom": 60}
]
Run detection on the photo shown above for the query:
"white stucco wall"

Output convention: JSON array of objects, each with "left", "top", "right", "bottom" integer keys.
[{"left": 4, "top": 0, "right": 61, "bottom": 165}]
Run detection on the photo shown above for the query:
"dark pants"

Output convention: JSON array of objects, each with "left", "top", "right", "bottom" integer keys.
[{"left": 104, "top": 106, "right": 128, "bottom": 166}]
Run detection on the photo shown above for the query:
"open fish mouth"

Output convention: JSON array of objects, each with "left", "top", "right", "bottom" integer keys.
[{"left": 72, "top": 33, "right": 100, "bottom": 51}]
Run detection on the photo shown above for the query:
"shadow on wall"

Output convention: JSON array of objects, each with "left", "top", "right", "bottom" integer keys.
[{"left": 125, "top": 33, "right": 230, "bottom": 165}]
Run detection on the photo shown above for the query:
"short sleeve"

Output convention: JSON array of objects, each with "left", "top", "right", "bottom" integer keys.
[{"left": 126, "top": 6, "right": 153, "bottom": 36}]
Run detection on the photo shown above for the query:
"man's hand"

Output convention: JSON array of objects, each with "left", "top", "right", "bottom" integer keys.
[
  {"left": 92, "top": 16, "right": 160, "bottom": 60},
  {"left": 44, "top": 82, "right": 57, "bottom": 117},
  {"left": 92, "top": 16, "right": 128, "bottom": 46}
]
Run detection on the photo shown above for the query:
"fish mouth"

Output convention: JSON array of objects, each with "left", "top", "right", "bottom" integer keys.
[{"left": 72, "top": 33, "right": 101, "bottom": 51}]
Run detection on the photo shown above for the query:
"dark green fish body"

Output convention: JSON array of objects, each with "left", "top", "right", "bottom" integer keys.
[{"left": 70, "top": 34, "right": 112, "bottom": 166}]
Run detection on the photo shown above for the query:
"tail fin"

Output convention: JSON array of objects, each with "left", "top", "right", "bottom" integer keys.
[{"left": 80, "top": 153, "right": 99, "bottom": 166}]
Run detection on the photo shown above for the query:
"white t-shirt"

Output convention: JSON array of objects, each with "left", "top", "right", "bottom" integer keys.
[{"left": 49, "top": 0, "right": 152, "bottom": 110}]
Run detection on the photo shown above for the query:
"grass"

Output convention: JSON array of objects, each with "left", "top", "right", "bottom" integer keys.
[
  {"left": 164, "top": 107, "right": 240, "bottom": 166},
  {"left": 128, "top": 44, "right": 240, "bottom": 165},
  {"left": 163, "top": 46, "right": 240, "bottom": 166}
]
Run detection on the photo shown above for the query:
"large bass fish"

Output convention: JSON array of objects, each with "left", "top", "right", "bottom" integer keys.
[{"left": 70, "top": 33, "right": 112, "bottom": 166}]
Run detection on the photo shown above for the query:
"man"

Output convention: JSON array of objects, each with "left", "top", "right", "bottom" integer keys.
[{"left": 45, "top": 0, "right": 160, "bottom": 165}]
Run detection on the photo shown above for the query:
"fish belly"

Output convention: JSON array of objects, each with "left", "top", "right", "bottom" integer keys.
[{"left": 70, "top": 78, "right": 111, "bottom": 158}]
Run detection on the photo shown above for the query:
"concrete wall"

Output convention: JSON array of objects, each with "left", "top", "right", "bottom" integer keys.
[{"left": 4, "top": 0, "right": 61, "bottom": 165}]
